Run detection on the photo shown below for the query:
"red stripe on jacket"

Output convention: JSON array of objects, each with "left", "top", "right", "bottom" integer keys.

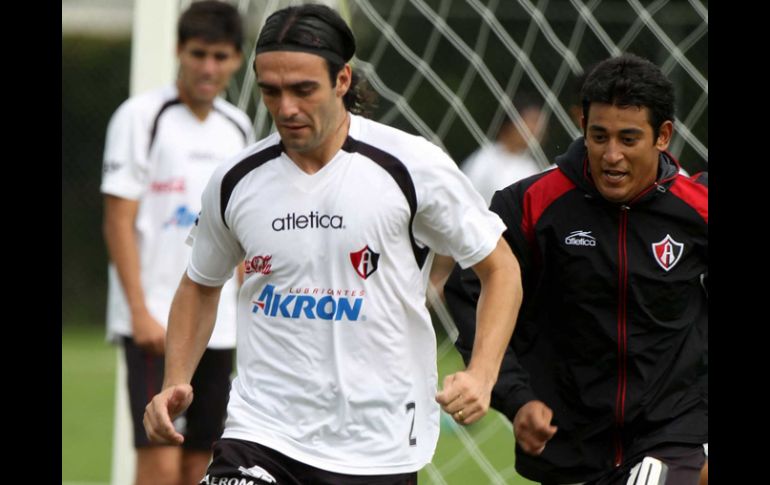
[
  {"left": 521, "top": 169, "right": 576, "bottom": 242},
  {"left": 669, "top": 176, "right": 708, "bottom": 224}
]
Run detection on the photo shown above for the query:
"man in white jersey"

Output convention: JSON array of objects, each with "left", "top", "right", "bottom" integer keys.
[
  {"left": 144, "top": 5, "right": 522, "bottom": 484},
  {"left": 101, "top": 2, "right": 252, "bottom": 484}
]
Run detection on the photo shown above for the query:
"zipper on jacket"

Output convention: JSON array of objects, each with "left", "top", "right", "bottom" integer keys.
[{"left": 614, "top": 205, "right": 630, "bottom": 467}]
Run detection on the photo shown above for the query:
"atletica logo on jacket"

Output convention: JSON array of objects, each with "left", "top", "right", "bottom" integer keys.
[
  {"left": 565, "top": 230, "right": 597, "bottom": 246},
  {"left": 271, "top": 211, "right": 344, "bottom": 231}
]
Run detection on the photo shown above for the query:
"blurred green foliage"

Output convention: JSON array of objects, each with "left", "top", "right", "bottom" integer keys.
[{"left": 62, "top": 36, "right": 131, "bottom": 326}]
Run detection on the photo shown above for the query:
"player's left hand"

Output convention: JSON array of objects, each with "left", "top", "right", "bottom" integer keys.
[
  {"left": 435, "top": 370, "right": 494, "bottom": 425},
  {"left": 143, "top": 384, "right": 194, "bottom": 445}
]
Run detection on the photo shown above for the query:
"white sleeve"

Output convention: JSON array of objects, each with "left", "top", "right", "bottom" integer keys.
[
  {"left": 100, "top": 100, "right": 151, "bottom": 200},
  {"left": 412, "top": 144, "right": 505, "bottom": 268},
  {"left": 186, "top": 171, "right": 244, "bottom": 287}
]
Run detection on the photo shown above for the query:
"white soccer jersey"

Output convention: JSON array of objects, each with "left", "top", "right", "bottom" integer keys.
[
  {"left": 101, "top": 84, "right": 253, "bottom": 348},
  {"left": 187, "top": 114, "right": 505, "bottom": 474},
  {"left": 461, "top": 142, "right": 542, "bottom": 206}
]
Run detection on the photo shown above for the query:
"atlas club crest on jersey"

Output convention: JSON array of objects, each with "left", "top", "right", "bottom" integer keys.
[
  {"left": 350, "top": 245, "right": 380, "bottom": 279},
  {"left": 651, "top": 234, "right": 684, "bottom": 271}
]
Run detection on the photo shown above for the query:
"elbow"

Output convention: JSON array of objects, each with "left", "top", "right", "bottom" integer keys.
[{"left": 483, "top": 240, "right": 522, "bottom": 288}]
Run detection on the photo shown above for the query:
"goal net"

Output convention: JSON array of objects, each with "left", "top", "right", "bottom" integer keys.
[
  {"left": 114, "top": 1, "right": 707, "bottom": 483},
  {"left": 230, "top": 0, "right": 707, "bottom": 175}
]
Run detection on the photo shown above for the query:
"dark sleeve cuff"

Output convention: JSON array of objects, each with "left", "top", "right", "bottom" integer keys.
[{"left": 499, "top": 387, "right": 538, "bottom": 421}]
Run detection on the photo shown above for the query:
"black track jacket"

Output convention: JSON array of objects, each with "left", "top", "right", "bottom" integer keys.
[{"left": 444, "top": 137, "right": 708, "bottom": 483}]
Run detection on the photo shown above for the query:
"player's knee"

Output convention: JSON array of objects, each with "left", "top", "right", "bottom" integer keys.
[
  {"left": 181, "top": 450, "right": 212, "bottom": 485},
  {"left": 136, "top": 447, "right": 182, "bottom": 485},
  {"left": 136, "top": 467, "right": 181, "bottom": 485}
]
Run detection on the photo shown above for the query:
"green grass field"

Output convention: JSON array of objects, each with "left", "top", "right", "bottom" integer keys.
[
  {"left": 62, "top": 325, "right": 119, "bottom": 482},
  {"left": 62, "top": 324, "right": 534, "bottom": 484}
]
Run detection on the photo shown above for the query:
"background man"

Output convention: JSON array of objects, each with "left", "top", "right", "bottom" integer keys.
[{"left": 101, "top": 2, "right": 251, "bottom": 483}]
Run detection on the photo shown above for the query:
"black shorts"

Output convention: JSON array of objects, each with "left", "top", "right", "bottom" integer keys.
[
  {"left": 123, "top": 336, "right": 234, "bottom": 450},
  {"left": 584, "top": 443, "right": 706, "bottom": 485},
  {"left": 201, "top": 438, "right": 418, "bottom": 485}
]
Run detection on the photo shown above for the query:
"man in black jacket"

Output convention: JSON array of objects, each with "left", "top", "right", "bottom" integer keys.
[{"left": 444, "top": 53, "right": 707, "bottom": 484}]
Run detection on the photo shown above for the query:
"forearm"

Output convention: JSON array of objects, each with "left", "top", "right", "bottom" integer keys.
[
  {"left": 467, "top": 241, "right": 522, "bottom": 384},
  {"left": 435, "top": 239, "right": 522, "bottom": 425},
  {"left": 103, "top": 196, "right": 148, "bottom": 315},
  {"left": 162, "top": 273, "right": 222, "bottom": 388},
  {"left": 444, "top": 256, "right": 533, "bottom": 417}
]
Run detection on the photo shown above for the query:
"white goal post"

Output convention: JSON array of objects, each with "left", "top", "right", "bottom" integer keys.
[{"left": 111, "top": 1, "right": 179, "bottom": 484}]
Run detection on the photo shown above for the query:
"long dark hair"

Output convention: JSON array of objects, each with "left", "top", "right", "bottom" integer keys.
[{"left": 326, "top": 61, "right": 378, "bottom": 117}]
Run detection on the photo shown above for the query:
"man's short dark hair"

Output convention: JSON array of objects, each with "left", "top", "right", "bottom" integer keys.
[
  {"left": 178, "top": 0, "right": 243, "bottom": 52},
  {"left": 581, "top": 53, "right": 674, "bottom": 139}
]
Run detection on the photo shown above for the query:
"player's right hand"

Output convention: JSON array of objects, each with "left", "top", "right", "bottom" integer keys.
[
  {"left": 513, "top": 400, "right": 558, "bottom": 456},
  {"left": 131, "top": 310, "right": 166, "bottom": 355},
  {"left": 143, "top": 384, "right": 193, "bottom": 445}
]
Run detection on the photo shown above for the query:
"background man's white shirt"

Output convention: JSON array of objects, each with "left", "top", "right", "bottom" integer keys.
[{"left": 101, "top": 84, "right": 253, "bottom": 348}]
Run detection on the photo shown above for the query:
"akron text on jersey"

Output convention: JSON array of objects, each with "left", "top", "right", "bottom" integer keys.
[{"left": 252, "top": 284, "right": 363, "bottom": 321}]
